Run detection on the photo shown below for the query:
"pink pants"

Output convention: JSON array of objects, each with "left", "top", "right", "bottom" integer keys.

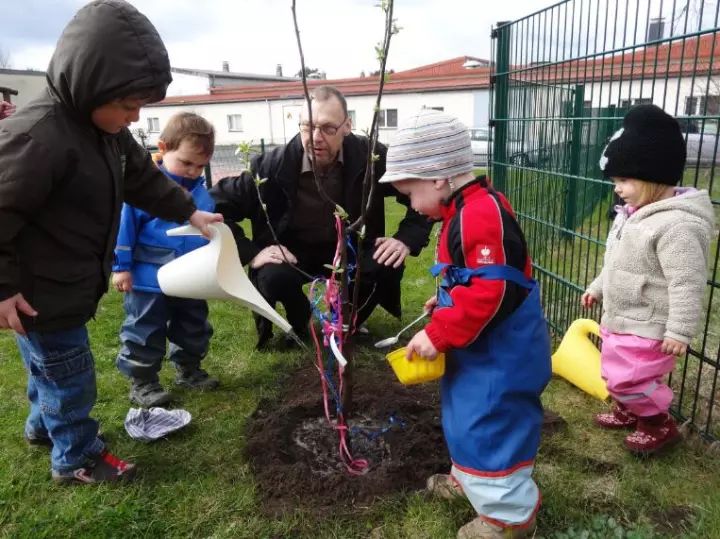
[{"left": 600, "top": 327, "right": 676, "bottom": 417}]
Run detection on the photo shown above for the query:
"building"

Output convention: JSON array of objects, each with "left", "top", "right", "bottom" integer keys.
[
  {"left": 0, "top": 68, "right": 47, "bottom": 108},
  {"left": 168, "top": 62, "right": 298, "bottom": 96},
  {"left": 137, "top": 56, "right": 493, "bottom": 148}
]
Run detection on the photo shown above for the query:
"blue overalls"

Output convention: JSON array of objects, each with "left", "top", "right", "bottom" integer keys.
[{"left": 431, "top": 262, "right": 552, "bottom": 527}]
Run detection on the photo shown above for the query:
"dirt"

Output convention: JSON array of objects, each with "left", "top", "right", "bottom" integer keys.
[
  {"left": 244, "top": 359, "right": 565, "bottom": 515},
  {"left": 243, "top": 360, "right": 449, "bottom": 514}
]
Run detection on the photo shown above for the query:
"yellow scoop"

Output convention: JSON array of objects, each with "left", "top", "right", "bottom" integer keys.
[{"left": 386, "top": 347, "right": 445, "bottom": 385}]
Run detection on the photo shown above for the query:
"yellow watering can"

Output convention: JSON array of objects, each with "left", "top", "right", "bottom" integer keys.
[{"left": 551, "top": 318, "right": 609, "bottom": 401}]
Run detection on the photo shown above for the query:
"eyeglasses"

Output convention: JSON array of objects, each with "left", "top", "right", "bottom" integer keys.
[{"left": 298, "top": 117, "right": 347, "bottom": 137}]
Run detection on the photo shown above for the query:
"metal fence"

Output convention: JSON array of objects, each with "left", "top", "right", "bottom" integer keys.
[{"left": 490, "top": 0, "right": 720, "bottom": 440}]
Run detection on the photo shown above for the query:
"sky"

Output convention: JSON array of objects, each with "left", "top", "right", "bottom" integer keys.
[{"left": 2, "top": 0, "right": 549, "bottom": 79}]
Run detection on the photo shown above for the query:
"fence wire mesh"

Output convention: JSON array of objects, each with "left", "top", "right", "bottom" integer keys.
[{"left": 491, "top": 0, "right": 720, "bottom": 440}]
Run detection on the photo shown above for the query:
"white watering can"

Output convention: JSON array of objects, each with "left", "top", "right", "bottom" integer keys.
[{"left": 157, "top": 223, "right": 295, "bottom": 339}]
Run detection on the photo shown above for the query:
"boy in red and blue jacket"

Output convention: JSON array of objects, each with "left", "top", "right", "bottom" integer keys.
[
  {"left": 112, "top": 113, "right": 219, "bottom": 408},
  {"left": 380, "top": 110, "right": 551, "bottom": 539}
]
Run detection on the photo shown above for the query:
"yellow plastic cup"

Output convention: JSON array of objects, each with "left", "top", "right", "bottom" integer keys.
[{"left": 386, "top": 347, "right": 445, "bottom": 385}]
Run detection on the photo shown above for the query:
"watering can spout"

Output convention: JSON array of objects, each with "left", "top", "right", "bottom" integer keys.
[
  {"left": 157, "top": 223, "right": 293, "bottom": 335},
  {"left": 551, "top": 318, "right": 609, "bottom": 401}
]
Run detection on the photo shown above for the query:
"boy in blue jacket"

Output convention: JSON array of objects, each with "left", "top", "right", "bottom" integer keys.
[{"left": 112, "top": 112, "right": 219, "bottom": 407}]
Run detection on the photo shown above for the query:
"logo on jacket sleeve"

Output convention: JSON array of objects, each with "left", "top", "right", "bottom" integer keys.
[{"left": 476, "top": 245, "right": 495, "bottom": 265}]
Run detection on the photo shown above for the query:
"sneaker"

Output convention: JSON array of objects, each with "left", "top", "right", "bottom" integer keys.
[
  {"left": 426, "top": 473, "right": 464, "bottom": 499},
  {"left": 24, "top": 432, "right": 53, "bottom": 449},
  {"left": 51, "top": 449, "right": 136, "bottom": 484},
  {"left": 595, "top": 403, "right": 638, "bottom": 429},
  {"left": 457, "top": 516, "right": 536, "bottom": 539},
  {"left": 175, "top": 367, "right": 219, "bottom": 390},
  {"left": 624, "top": 414, "right": 681, "bottom": 456},
  {"left": 130, "top": 380, "right": 172, "bottom": 408}
]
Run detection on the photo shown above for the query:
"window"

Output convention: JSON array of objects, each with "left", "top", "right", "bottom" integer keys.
[
  {"left": 227, "top": 114, "right": 243, "bottom": 132},
  {"left": 378, "top": 108, "right": 398, "bottom": 128},
  {"left": 685, "top": 96, "right": 699, "bottom": 116},
  {"left": 347, "top": 110, "right": 356, "bottom": 127},
  {"left": 699, "top": 95, "right": 720, "bottom": 115},
  {"left": 633, "top": 97, "right": 653, "bottom": 105},
  {"left": 147, "top": 117, "right": 160, "bottom": 133},
  {"left": 619, "top": 99, "right": 632, "bottom": 109}
]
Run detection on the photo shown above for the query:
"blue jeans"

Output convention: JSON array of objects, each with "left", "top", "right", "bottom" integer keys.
[
  {"left": 116, "top": 291, "right": 212, "bottom": 382},
  {"left": 17, "top": 326, "right": 105, "bottom": 472}
]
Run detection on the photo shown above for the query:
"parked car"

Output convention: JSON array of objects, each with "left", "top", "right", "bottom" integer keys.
[
  {"left": 682, "top": 119, "right": 720, "bottom": 167},
  {"left": 470, "top": 127, "right": 547, "bottom": 168}
]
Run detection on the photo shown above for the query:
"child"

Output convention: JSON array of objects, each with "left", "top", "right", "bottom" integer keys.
[
  {"left": 379, "top": 110, "right": 551, "bottom": 539},
  {"left": 0, "top": 0, "right": 222, "bottom": 484},
  {"left": 113, "top": 112, "right": 219, "bottom": 407},
  {"left": 582, "top": 104, "right": 715, "bottom": 455}
]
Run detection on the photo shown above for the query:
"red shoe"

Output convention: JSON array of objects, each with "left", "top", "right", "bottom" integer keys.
[
  {"left": 624, "top": 414, "right": 681, "bottom": 456},
  {"left": 594, "top": 404, "right": 637, "bottom": 429}
]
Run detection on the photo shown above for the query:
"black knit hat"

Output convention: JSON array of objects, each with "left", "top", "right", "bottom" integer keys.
[{"left": 599, "top": 104, "right": 686, "bottom": 185}]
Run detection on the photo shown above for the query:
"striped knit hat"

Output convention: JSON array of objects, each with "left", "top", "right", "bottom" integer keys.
[{"left": 379, "top": 110, "right": 474, "bottom": 183}]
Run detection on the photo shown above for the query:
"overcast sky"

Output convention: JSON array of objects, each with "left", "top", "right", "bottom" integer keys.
[{"left": 2, "top": 0, "right": 548, "bottom": 78}]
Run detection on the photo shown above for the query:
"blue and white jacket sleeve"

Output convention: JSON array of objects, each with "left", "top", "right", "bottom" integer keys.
[{"left": 112, "top": 204, "right": 144, "bottom": 272}]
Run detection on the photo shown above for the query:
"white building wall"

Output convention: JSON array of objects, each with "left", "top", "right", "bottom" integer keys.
[
  {"left": 581, "top": 76, "right": 717, "bottom": 116},
  {"left": 138, "top": 88, "right": 488, "bottom": 149}
]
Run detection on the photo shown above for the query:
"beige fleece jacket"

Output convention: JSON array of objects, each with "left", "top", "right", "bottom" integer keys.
[{"left": 586, "top": 189, "right": 716, "bottom": 344}]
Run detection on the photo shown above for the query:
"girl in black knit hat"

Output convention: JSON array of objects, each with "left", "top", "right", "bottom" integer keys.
[{"left": 582, "top": 104, "right": 715, "bottom": 455}]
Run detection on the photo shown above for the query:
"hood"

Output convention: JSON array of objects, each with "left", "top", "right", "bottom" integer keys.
[
  {"left": 633, "top": 188, "right": 716, "bottom": 230},
  {"left": 46, "top": 0, "right": 172, "bottom": 116}
]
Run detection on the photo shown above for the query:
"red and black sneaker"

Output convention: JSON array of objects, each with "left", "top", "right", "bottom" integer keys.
[
  {"left": 624, "top": 414, "right": 681, "bottom": 456},
  {"left": 52, "top": 450, "right": 137, "bottom": 484},
  {"left": 594, "top": 403, "right": 638, "bottom": 429}
]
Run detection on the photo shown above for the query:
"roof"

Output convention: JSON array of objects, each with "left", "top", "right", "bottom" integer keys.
[
  {"left": 171, "top": 67, "right": 297, "bottom": 83},
  {"left": 0, "top": 68, "right": 46, "bottom": 77},
  {"left": 517, "top": 32, "right": 720, "bottom": 84},
  {"left": 154, "top": 56, "right": 492, "bottom": 106}
]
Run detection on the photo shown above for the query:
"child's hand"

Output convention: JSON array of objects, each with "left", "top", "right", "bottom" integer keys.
[
  {"left": 423, "top": 295, "right": 438, "bottom": 314},
  {"left": 406, "top": 330, "right": 439, "bottom": 360},
  {"left": 189, "top": 210, "right": 224, "bottom": 238},
  {"left": 581, "top": 291, "right": 598, "bottom": 308},
  {"left": 112, "top": 271, "right": 133, "bottom": 292},
  {"left": 0, "top": 293, "right": 37, "bottom": 335},
  {"left": 662, "top": 337, "right": 687, "bottom": 356}
]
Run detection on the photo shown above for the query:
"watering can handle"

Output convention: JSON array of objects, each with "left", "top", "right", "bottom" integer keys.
[
  {"left": 166, "top": 224, "right": 215, "bottom": 237},
  {"left": 577, "top": 318, "right": 601, "bottom": 339}
]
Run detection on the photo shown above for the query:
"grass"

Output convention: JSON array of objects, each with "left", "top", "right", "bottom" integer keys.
[{"left": 2, "top": 197, "right": 720, "bottom": 538}]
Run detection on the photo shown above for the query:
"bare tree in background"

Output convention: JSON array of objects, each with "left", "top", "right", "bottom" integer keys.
[{"left": 0, "top": 46, "right": 11, "bottom": 68}]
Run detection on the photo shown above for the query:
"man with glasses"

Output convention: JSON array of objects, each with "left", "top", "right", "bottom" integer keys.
[{"left": 211, "top": 86, "right": 433, "bottom": 348}]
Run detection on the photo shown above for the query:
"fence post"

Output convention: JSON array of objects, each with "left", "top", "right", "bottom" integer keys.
[
  {"left": 563, "top": 84, "right": 585, "bottom": 237},
  {"left": 260, "top": 138, "right": 266, "bottom": 155},
  {"left": 492, "top": 21, "right": 511, "bottom": 193}
]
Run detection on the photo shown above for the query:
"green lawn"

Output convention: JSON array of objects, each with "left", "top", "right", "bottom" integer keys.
[{"left": 1, "top": 199, "right": 720, "bottom": 538}]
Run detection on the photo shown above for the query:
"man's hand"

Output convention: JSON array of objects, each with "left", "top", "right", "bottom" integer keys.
[
  {"left": 112, "top": 271, "right": 133, "bottom": 292},
  {"left": 0, "top": 293, "right": 37, "bottom": 335},
  {"left": 581, "top": 291, "right": 598, "bottom": 309},
  {"left": 406, "top": 329, "right": 439, "bottom": 360},
  {"left": 250, "top": 244, "right": 298, "bottom": 269},
  {"left": 373, "top": 237, "right": 410, "bottom": 268},
  {"left": 189, "top": 210, "right": 224, "bottom": 238},
  {"left": 662, "top": 337, "right": 687, "bottom": 356},
  {"left": 0, "top": 101, "right": 16, "bottom": 120}
]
